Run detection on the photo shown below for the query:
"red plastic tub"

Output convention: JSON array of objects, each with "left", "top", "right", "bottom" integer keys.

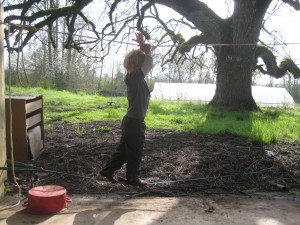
[{"left": 22, "top": 185, "right": 72, "bottom": 214}]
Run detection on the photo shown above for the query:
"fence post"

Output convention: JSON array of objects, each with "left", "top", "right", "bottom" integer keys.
[{"left": 0, "top": 3, "right": 7, "bottom": 198}]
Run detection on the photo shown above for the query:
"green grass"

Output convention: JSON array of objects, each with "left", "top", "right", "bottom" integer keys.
[
  {"left": 148, "top": 100, "right": 300, "bottom": 144},
  {"left": 6, "top": 87, "right": 126, "bottom": 129},
  {"left": 6, "top": 86, "right": 300, "bottom": 144}
]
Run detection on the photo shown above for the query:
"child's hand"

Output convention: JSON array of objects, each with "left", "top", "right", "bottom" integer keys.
[
  {"left": 133, "top": 31, "right": 151, "bottom": 54},
  {"left": 133, "top": 32, "right": 145, "bottom": 45}
]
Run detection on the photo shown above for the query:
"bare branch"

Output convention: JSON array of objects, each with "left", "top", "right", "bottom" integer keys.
[
  {"left": 151, "top": 6, "right": 182, "bottom": 44},
  {"left": 151, "top": 0, "right": 224, "bottom": 42},
  {"left": 137, "top": 1, "right": 154, "bottom": 39},
  {"left": 179, "top": 35, "right": 209, "bottom": 54},
  {"left": 4, "top": 0, "right": 93, "bottom": 51},
  {"left": 78, "top": 12, "right": 100, "bottom": 39},
  {"left": 48, "top": 23, "right": 57, "bottom": 48},
  {"left": 108, "top": 0, "right": 122, "bottom": 33},
  {"left": 4, "top": 0, "right": 42, "bottom": 12},
  {"left": 255, "top": 46, "right": 300, "bottom": 79},
  {"left": 65, "top": 14, "right": 77, "bottom": 49},
  {"left": 281, "top": 0, "right": 300, "bottom": 10}
]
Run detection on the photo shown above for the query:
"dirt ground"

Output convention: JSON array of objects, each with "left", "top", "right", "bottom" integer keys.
[{"left": 6, "top": 121, "right": 300, "bottom": 197}]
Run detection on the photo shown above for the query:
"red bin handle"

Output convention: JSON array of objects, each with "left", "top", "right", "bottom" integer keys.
[
  {"left": 66, "top": 197, "right": 72, "bottom": 203},
  {"left": 22, "top": 200, "right": 28, "bottom": 207}
]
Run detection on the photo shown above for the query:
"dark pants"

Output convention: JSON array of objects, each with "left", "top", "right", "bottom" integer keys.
[{"left": 101, "top": 116, "right": 146, "bottom": 182}]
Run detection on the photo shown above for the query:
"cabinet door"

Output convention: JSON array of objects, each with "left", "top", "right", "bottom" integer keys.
[{"left": 6, "top": 99, "right": 28, "bottom": 162}]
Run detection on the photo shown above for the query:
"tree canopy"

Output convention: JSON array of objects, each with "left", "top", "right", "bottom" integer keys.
[{"left": 3, "top": 0, "right": 300, "bottom": 110}]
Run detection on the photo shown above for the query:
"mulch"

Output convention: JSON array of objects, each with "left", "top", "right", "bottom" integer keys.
[{"left": 6, "top": 121, "right": 300, "bottom": 197}]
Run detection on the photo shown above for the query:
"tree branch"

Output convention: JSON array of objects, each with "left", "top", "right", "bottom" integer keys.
[
  {"left": 48, "top": 23, "right": 57, "bottom": 48},
  {"left": 4, "top": 0, "right": 42, "bottom": 12},
  {"left": 178, "top": 34, "right": 209, "bottom": 54},
  {"left": 4, "top": 0, "right": 93, "bottom": 51},
  {"left": 65, "top": 14, "right": 77, "bottom": 49},
  {"left": 281, "top": 0, "right": 300, "bottom": 10},
  {"left": 151, "top": 0, "right": 224, "bottom": 42},
  {"left": 255, "top": 46, "right": 300, "bottom": 79},
  {"left": 78, "top": 12, "right": 100, "bottom": 39},
  {"left": 137, "top": 1, "right": 154, "bottom": 40},
  {"left": 108, "top": 0, "right": 122, "bottom": 33}
]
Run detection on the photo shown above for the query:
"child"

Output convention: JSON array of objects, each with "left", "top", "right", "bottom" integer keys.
[{"left": 100, "top": 32, "right": 153, "bottom": 186}]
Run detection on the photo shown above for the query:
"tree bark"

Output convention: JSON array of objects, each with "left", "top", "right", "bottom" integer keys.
[
  {"left": 210, "top": 46, "right": 258, "bottom": 110},
  {"left": 209, "top": 0, "right": 271, "bottom": 110}
]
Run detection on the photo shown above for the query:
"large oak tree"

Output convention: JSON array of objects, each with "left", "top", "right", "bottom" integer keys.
[{"left": 3, "top": 0, "right": 300, "bottom": 110}]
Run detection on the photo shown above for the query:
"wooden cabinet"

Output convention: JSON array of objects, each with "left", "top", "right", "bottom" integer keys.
[{"left": 5, "top": 94, "right": 44, "bottom": 163}]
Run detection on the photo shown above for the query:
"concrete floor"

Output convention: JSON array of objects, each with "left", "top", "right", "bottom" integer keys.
[{"left": 0, "top": 193, "right": 299, "bottom": 225}]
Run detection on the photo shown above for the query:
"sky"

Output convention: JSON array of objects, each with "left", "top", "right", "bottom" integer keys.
[{"left": 267, "top": 3, "right": 300, "bottom": 61}]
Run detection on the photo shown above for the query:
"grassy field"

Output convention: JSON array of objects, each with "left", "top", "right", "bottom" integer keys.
[{"left": 6, "top": 86, "right": 300, "bottom": 144}]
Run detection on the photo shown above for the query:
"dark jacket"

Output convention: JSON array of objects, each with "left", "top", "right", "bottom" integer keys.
[
  {"left": 125, "top": 70, "right": 150, "bottom": 119},
  {"left": 124, "top": 54, "right": 153, "bottom": 119}
]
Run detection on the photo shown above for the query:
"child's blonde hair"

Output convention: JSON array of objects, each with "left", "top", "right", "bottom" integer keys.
[{"left": 123, "top": 49, "right": 145, "bottom": 71}]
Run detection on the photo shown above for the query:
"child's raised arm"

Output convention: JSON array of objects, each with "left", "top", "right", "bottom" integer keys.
[{"left": 133, "top": 32, "right": 152, "bottom": 55}]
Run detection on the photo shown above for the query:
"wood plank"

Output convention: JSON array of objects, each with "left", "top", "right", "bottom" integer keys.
[
  {"left": 26, "top": 113, "right": 42, "bottom": 129},
  {"left": 26, "top": 99, "right": 42, "bottom": 114},
  {"left": 5, "top": 94, "right": 41, "bottom": 100},
  {"left": 0, "top": 4, "right": 6, "bottom": 196},
  {"left": 6, "top": 99, "right": 27, "bottom": 163}
]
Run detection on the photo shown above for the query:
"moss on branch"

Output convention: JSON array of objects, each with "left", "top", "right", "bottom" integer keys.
[{"left": 255, "top": 46, "right": 300, "bottom": 79}]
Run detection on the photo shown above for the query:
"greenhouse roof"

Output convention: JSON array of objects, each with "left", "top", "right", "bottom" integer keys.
[{"left": 151, "top": 82, "right": 295, "bottom": 108}]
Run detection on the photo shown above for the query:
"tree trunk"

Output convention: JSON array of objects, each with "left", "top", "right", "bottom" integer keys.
[
  {"left": 47, "top": 34, "right": 53, "bottom": 77},
  {"left": 154, "top": 0, "right": 272, "bottom": 111},
  {"left": 208, "top": 0, "right": 271, "bottom": 111},
  {"left": 209, "top": 46, "right": 258, "bottom": 110}
]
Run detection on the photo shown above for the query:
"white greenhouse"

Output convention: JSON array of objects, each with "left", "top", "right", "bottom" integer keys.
[{"left": 151, "top": 82, "right": 295, "bottom": 109}]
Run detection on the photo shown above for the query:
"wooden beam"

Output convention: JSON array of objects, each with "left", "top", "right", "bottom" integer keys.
[{"left": 0, "top": 3, "right": 7, "bottom": 198}]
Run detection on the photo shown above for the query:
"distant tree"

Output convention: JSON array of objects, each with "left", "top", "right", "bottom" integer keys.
[{"left": 3, "top": 0, "right": 300, "bottom": 110}]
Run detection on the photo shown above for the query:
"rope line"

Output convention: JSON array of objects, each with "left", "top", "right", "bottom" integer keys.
[
  {"left": 0, "top": 24, "right": 22, "bottom": 211},
  {"left": 146, "top": 167, "right": 275, "bottom": 186},
  {"left": 1, "top": 161, "right": 275, "bottom": 187}
]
